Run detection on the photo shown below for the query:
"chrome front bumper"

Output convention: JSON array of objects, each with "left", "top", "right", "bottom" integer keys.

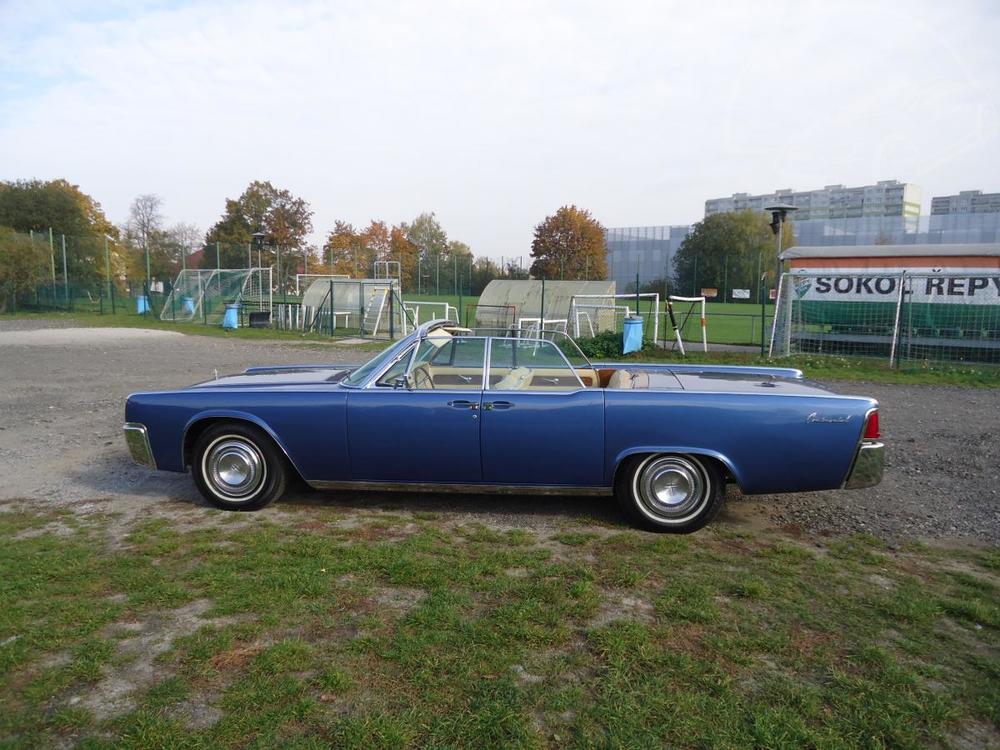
[
  {"left": 123, "top": 422, "right": 156, "bottom": 469},
  {"left": 844, "top": 441, "right": 883, "bottom": 489}
]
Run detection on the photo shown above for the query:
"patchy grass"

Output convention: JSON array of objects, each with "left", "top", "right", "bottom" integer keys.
[{"left": 0, "top": 508, "right": 997, "bottom": 749}]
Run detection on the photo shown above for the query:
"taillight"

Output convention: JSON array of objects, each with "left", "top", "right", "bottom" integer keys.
[{"left": 863, "top": 410, "right": 880, "bottom": 440}]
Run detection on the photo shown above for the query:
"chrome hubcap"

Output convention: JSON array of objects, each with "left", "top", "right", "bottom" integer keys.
[
  {"left": 204, "top": 438, "right": 265, "bottom": 500},
  {"left": 634, "top": 456, "right": 706, "bottom": 522}
]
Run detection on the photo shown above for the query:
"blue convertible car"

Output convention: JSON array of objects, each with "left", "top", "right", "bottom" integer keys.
[{"left": 124, "top": 320, "right": 883, "bottom": 532}]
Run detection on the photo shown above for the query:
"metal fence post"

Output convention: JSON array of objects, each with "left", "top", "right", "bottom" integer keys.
[
  {"left": 61, "top": 234, "right": 69, "bottom": 307},
  {"left": 389, "top": 280, "right": 395, "bottom": 339},
  {"left": 49, "top": 228, "right": 56, "bottom": 301},
  {"left": 889, "top": 272, "right": 906, "bottom": 369},
  {"left": 329, "top": 279, "right": 334, "bottom": 337},
  {"left": 358, "top": 281, "right": 364, "bottom": 335},
  {"left": 104, "top": 235, "right": 112, "bottom": 303}
]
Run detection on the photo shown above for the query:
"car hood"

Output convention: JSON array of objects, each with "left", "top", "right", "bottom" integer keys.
[{"left": 187, "top": 365, "right": 355, "bottom": 389}]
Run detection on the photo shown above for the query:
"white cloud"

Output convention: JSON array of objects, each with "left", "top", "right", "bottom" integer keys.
[{"left": 1, "top": 0, "right": 998, "bottom": 258}]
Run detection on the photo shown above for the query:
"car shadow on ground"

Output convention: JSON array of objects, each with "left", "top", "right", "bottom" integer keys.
[{"left": 69, "top": 452, "right": 628, "bottom": 527}]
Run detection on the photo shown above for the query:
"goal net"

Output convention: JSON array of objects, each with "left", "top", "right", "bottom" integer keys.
[
  {"left": 473, "top": 303, "right": 517, "bottom": 330},
  {"left": 570, "top": 293, "right": 660, "bottom": 342},
  {"left": 161, "top": 268, "right": 272, "bottom": 325}
]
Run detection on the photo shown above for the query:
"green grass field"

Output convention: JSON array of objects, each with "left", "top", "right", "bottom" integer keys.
[{"left": 1, "top": 505, "right": 997, "bottom": 748}]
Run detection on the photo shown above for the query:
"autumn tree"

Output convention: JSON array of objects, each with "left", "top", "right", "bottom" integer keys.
[
  {"left": 672, "top": 210, "right": 795, "bottom": 300},
  {"left": 405, "top": 212, "right": 449, "bottom": 291},
  {"left": 205, "top": 181, "right": 313, "bottom": 287},
  {"left": 529, "top": 206, "right": 607, "bottom": 280}
]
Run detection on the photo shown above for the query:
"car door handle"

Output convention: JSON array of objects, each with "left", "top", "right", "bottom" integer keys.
[
  {"left": 484, "top": 401, "right": 513, "bottom": 410},
  {"left": 448, "top": 400, "right": 479, "bottom": 410}
]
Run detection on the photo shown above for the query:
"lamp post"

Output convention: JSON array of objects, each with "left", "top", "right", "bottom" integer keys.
[
  {"left": 252, "top": 229, "right": 271, "bottom": 283},
  {"left": 764, "top": 203, "right": 798, "bottom": 290},
  {"left": 763, "top": 204, "right": 798, "bottom": 356}
]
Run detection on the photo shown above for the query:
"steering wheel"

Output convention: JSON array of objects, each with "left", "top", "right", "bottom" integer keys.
[{"left": 407, "top": 364, "right": 435, "bottom": 390}]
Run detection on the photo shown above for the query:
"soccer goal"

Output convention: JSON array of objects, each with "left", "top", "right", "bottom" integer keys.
[
  {"left": 569, "top": 293, "right": 660, "bottom": 342},
  {"left": 403, "top": 300, "right": 459, "bottom": 326},
  {"left": 517, "top": 317, "right": 569, "bottom": 336},
  {"left": 668, "top": 295, "right": 707, "bottom": 352},
  {"left": 161, "top": 268, "right": 272, "bottom": 325}
]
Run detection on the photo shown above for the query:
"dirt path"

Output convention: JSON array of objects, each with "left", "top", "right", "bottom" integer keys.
[{"left": 1, "top": 321, "right": 997, "bottom": 544}]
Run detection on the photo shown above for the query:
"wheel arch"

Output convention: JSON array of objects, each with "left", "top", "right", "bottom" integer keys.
[
  {"left": 182, "top": 412, "right": 305, "bottom": 480},
  {"left": 610, "top": 446, "right": 743, "bottom": 490}
]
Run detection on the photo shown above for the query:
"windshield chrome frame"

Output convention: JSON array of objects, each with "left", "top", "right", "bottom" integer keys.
[{"left": 343, "top": 320, "right": 594, "bottom": 392}]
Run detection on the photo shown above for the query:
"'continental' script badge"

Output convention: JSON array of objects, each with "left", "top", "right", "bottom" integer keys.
[{"left": 807, "top": 412, "right": 852, "bottom": 424}]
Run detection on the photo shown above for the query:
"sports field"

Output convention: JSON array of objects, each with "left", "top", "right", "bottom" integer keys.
[{"left": 402, "top": 294, "right": 774, "bottom": 346}]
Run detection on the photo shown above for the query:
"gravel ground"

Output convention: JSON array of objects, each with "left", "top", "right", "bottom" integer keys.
[{"left": 0, "top": 320, "right": 997, "bottom": 545}]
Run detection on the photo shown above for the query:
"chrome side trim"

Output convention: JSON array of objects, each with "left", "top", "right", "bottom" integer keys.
[
  {"left": 123, "top": 422, "right": 156, "bottom": 469},
  {"left": 306, "top": 480, "right": 613, "bottom": 496},
  {"left": 843, "top": 442, "right": 884, "bottom": 490}
]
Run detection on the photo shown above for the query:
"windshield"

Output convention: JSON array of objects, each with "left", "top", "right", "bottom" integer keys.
[{"left": 342, "top": 342, "right": 407, "bottom": 386}]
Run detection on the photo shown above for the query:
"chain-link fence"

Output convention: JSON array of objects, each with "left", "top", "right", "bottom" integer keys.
[{"left": 771, "top": 271, "right": 1000, "bottom": 366}]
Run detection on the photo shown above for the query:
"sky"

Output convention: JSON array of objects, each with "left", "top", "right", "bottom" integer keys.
[{"left": 1, "top": 0, "right": 998, "bottom": 260}]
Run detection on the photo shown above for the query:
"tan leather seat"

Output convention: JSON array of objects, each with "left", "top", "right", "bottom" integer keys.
[
  {"left": 494, "top": 367, "right": 532, "bottom": 390},
  {"left": 606, "top": 369, "right": 632, "bottom": 389}
]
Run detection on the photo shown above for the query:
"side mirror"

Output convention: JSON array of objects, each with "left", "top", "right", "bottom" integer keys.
[{"left": 393, "top": 376, "right": 408, "bottom": 390}]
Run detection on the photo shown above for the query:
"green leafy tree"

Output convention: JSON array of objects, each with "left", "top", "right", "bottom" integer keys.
[
  {"left": 529, "top": 205, "right": 607, "bottom": 280},
  {"left": 0, "top": 179, "right": 124, "bottom": 291},
  {"left": 0, "top": 227, "right": 50, "bottom": 311},
  {"left": 673, "top": 211, "right": 795, "bottom": 301}
]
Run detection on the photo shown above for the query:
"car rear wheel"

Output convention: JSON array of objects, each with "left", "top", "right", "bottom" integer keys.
[
  {"left": 192, "top": 423, "right": 287, "bottom": 511},
  {"left": 615, "top": 453, "right": 724, "bottom": 533}
]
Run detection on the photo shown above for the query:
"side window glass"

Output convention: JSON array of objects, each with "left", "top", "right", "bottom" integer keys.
[{"left": 488, "top": 339, "right": 581, "bottom": 391}]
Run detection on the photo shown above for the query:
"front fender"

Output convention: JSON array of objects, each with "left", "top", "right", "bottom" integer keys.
[
  {"left": 182, "top": 410, "right": 305, "bottom": 477},
  {"left": 609, "top": 446, "right": 744, "bottom": 488}
]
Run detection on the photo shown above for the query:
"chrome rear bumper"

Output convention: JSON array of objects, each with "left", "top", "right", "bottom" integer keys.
[
  {"left": 844, "top": 441, "right": 883, "bottom": 489},
  {"left": 123, "top": 422, "right": 156, "bottom": 469}
]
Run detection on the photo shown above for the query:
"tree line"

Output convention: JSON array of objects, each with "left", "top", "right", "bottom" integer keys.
[
  {"left": 0, "top": 178, "right": 610, "bottom": 310},
  {"left": 1, "top": 176, "right": 780, "bottom": 312}
]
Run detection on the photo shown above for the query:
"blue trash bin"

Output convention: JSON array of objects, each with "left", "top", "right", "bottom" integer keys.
[
  {"left": 222, "top": 303, "right": 240, "bottom": 330},
  {"left": 182, "top": 296, "right": 195, "bottom": 315},
  {"left": 623, "top": 316, "right": 644, "bottom": 354},
  {"left": 136, "top": 295, "right": 150, "bottom": 314}
]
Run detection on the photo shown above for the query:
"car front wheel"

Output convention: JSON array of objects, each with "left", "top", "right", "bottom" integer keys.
[
  {"left": 192, "top": 423, "right": 287, "bottom": 511},
  {"left": 615, "top": 453, "right": 724, "bottom": 533}
]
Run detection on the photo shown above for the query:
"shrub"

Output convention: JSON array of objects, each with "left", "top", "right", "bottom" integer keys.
[{"left": 574, "top": 330, "right": 655, "bottom": 359}]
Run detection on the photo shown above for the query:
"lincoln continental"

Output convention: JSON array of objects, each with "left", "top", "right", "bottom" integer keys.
[{"left": 124, "top": 320, "right": 884, "bottom": 532}]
